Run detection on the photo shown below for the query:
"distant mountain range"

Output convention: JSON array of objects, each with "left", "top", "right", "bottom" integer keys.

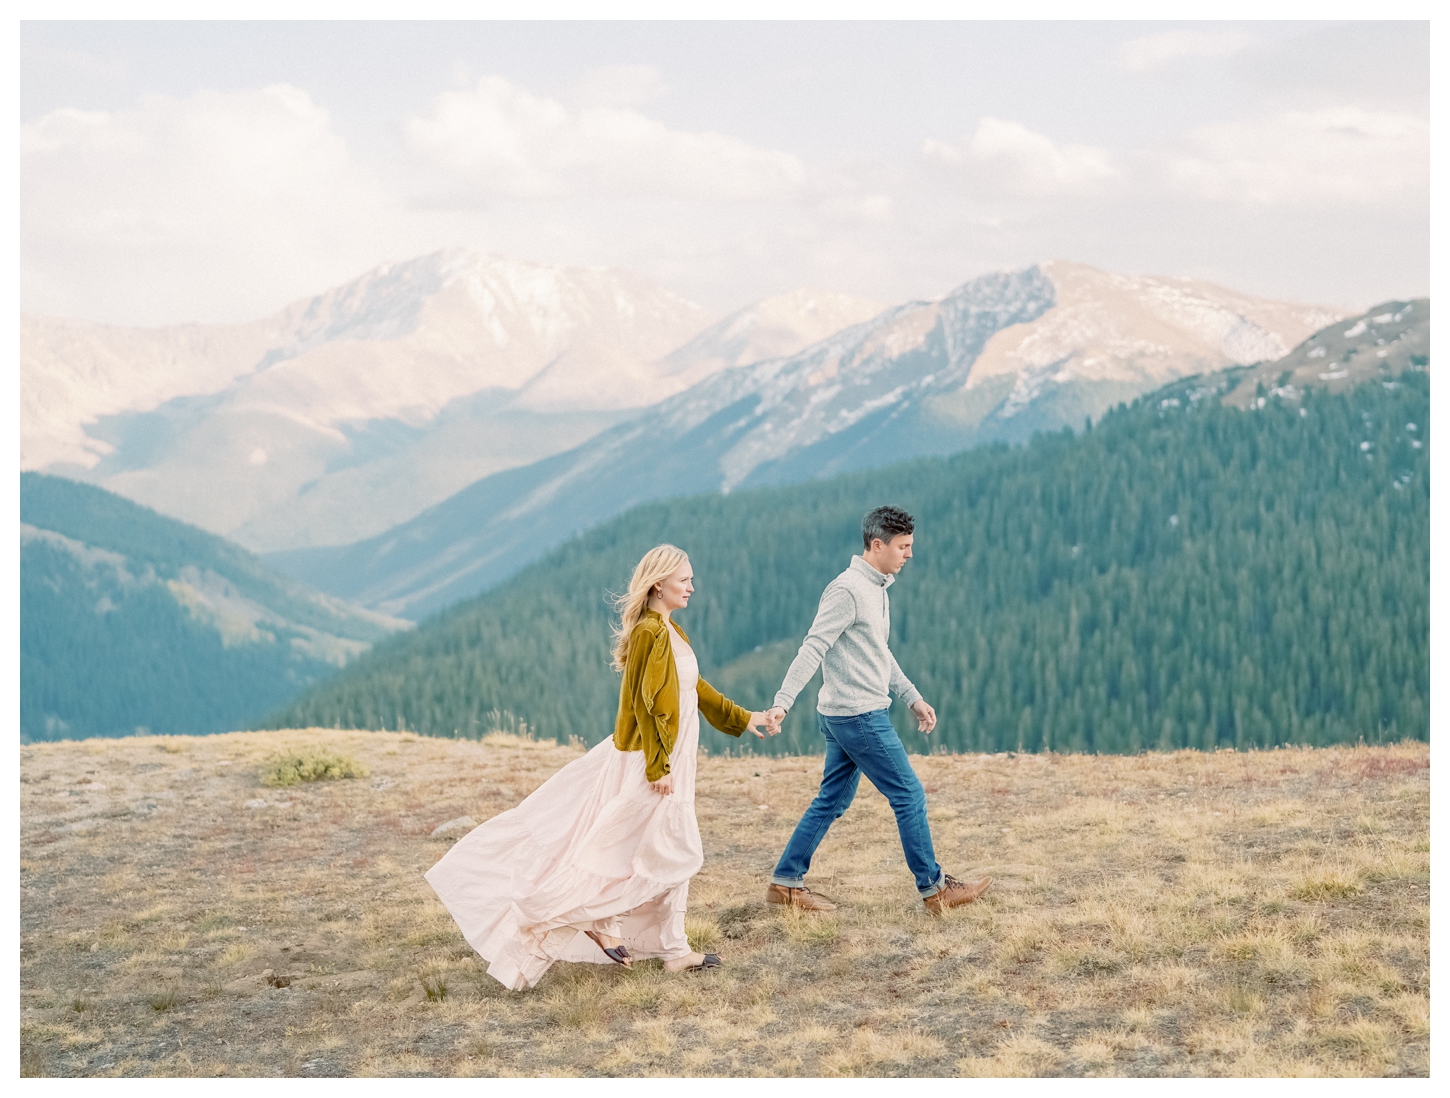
[
  {"left": 22, "top": 291, "right": 1427, "bottom": 745},
  {"left": 23, "top": 250, "right": 880, "bottom": 552},
  {"left": 19, "top": 473, "right": 408, "bottom": 742},
  {"left": 267, "top": 260, "right": 1345, "bottom": 619}
]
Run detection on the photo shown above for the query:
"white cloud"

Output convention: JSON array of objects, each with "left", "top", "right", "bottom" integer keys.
[
  {"left": 821, "top": 193, "right": 893, "bottom": 223},
  {"left": 922, "top": 106, "right": 1428, "bottom": 213},
  {"left": 405, "top": 75, "right": 808, "bottom": 204},
  {"left": 572, "top": 64, "right": 667, "bottom": 109},
  {"left": 1167, "top": 107, "right": 1430, "bottom": 207},
  {"left": 17, "top": 55, "right": 1427, "bottom": 333},
  {"left": 17, "top": 72, "right": 883, "bottom": 325},
  {"left": 21, "top": 84, "right": 398, "bottom": 325},
  {"left": 1116, "top": 31, "right": 1257, "bottom": 73},
  {"left": 923, "top": 118, "right": 1120, "bottom": 198}
]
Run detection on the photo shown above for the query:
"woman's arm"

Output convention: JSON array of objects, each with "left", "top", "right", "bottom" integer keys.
[
  {"left": 697, "top": 676, "right": 761, "bottom": 738},
  {"left": 629, "top": 626, "right": 676, "bottom": 782}
]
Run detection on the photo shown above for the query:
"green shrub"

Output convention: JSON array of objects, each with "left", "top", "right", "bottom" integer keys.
[
  {"left": 1290, "top": 870, "right": 1360, "bottom": 901},
  {"left": 260, "top": 747, "right": 369, "bottom": 787},
  {"left": 421, "top": 970, "right": 448, "bottom": 1002}
]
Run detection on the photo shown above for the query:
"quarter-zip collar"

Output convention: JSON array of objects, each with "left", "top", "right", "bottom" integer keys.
[{"left": 850, "top": 554, "right": 895, "bottom": 590}]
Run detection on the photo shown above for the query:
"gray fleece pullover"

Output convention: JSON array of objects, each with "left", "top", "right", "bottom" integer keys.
[{"left": 773, "top": 555, "right": 923, "bottom": 717}]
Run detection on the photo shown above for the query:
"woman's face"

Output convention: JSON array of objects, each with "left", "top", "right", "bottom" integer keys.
[{"left": 653, "top": 562, "right": 694, "bottom": 612}]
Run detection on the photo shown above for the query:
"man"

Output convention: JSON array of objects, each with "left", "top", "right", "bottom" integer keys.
[{"left": 763, "top": 505, "right": 991, "bottom": 916}]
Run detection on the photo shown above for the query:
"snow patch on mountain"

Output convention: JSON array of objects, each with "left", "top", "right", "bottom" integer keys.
[
  {"left": 701, "top": 268, "right": 1057, "bottom": 489},
  {"left": 20, "top": 522, "right": 140, "bottom": 584},
  {"left": 965, "top": 261, "right": 1345, "bottom": 397}
]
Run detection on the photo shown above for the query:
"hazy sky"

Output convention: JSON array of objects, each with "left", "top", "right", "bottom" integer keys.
[{"left": 20, "top": 20, "right": 1430, "bottom": 326}]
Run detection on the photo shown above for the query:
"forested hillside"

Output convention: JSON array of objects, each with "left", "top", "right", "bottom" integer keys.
[
  {"left": 20, "top": 474, "right": 407, "bottom": 742},
  {"left": 266, "top": 369, "right": 1428, "bottom": 756}
]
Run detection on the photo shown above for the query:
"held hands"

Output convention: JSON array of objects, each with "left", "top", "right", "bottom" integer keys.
[
  {"left": 655, "top": 707, "right": 783, "bottom": 793},
  {"left": 756, "top": 703, "right": 927, "bottom": 734},
  {"left": 744, "top": 711, "right": 778, "bottom": 739},
  {"left": 764, "top": 706, "right": 787, "bottom": 736}
]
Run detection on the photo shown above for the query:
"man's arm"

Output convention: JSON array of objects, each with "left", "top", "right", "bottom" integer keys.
[
  {"left": 771, "top": 584, "right": 855, "bottom": 714},
  {"left": 888, "top": 651, "right": 922, "bottom": 709},
  {"left": 889, "top": 651, "right": 936, "bottom": 733}
]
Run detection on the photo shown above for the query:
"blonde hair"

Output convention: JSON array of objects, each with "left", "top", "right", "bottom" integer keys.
[{"left": 611, "top": 544, "right": 689, "bottom": 671}]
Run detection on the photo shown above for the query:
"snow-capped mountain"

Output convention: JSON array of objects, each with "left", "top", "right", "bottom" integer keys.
[
  {"left": 1219, "top": 297, "right": 1428, "bottom": 409},
  {"left": 268, "top": 261, "right": 1344, "bottom": 619},
  {"left": 512, "top": 288, "right": 882, "bottom": 413},
  {"left": 25, "top": 249, "right": 708, "bottom": 468},
  {"left": 22, "top": 251, "right": 701, "bottom": 551},
  {"left": 648, "top": 289, "right": 885, "bottom": 395},
  {"left": 23, "top": 252, "right": 883, "bottom": 553}
]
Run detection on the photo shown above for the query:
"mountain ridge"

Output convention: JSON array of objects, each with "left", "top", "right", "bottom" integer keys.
[
  {"left": 20, "top": 472, "right": 409, "bottom": 742},
  {"left": 25, "top": 251, "right": 883, "bottom": 552},
  {"left": 269, "top": 262, "right": 1347, "bottom": 619}
]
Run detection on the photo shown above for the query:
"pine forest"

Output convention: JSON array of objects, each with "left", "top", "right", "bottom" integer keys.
[{"left": 266, "top": 371, "right": 1429, "bottom": 757}]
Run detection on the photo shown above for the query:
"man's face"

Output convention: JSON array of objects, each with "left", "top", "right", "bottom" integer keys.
[{"left": 868, "top": 533, "right": 914, "bottom": 574}]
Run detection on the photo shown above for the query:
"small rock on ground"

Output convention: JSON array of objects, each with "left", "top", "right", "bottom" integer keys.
[{"left": 430, "top": 815, "right": 477, "bottom": 837}]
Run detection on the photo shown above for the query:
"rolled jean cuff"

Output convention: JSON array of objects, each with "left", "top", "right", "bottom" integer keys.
[
  {"left": 770, "top": 875, "right": 806, "bottom": 888},
  {"left": 917, "top": 870, "right": 946, "bottom": 898}
]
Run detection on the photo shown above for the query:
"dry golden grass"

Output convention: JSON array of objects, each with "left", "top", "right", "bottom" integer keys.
[{"left": 20, "top": 730, "right": 1428, "bottom": 1077}]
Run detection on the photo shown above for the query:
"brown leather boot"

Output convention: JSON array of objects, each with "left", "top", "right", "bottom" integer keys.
[
  {"left": 765, "top": 883, "right": 838, "bottom": 912},
  {"left": 923, "top": 873, "right": 992, "bottom": 915}
]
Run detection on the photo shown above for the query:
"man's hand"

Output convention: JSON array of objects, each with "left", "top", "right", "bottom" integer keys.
[
  {"left": 765, "top": 706, "right": 787, "bottom": 736},
  {"left": 911, "top": 699, "right": 937, "bottom": 734},
  {"left": 649, "top": 773, "right": 674, "bottom": 795}
]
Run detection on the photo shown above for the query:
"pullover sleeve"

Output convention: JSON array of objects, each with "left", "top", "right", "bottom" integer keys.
[
  {"left": 773, "top": 584, "right": 856, "bottom": 712},
  {"left": 888, "top": 651, "right": 923, "bottom": 709},
  {"left": 624, "top": 625, "right": 676, "bottom": 781},
  {"left": 697, "top": 676, "right": 752, "bottom": 738}
]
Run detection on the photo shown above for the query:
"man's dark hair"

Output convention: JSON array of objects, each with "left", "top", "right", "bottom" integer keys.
[{"left": 862, "top": 505, "right": 914, "bottom": 549}]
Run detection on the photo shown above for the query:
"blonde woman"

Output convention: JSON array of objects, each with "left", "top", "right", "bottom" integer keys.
[{"left": 426, "top": 545, "right": 777, "bottom": 991}]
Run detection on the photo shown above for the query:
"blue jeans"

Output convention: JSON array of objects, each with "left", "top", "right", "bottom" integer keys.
[{"left": 771, "top": 708, "right": 945, "bottom": 897}]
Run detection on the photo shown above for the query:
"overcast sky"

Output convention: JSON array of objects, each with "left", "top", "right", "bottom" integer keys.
[{"left": 20, "top": 19, "right": 1430, "bottom": 327}]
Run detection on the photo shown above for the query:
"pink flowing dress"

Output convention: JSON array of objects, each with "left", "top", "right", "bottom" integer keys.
[{"left": 425, "top": 625, "right": 703, "bottom": 990}]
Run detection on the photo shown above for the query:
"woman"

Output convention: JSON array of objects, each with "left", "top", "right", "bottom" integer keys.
[{"left": 425, "top": 544, "right": 777, "bottom": 991}]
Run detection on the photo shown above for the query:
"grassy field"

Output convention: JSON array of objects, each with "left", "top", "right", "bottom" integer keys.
[{"left": 20, "top": 729, "right": 1429, "bottom": 1077}]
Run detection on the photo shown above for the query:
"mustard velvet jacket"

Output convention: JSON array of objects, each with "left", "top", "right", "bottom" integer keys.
[{"left": 613, "top": 609, "right": 751, "bottom": 781}]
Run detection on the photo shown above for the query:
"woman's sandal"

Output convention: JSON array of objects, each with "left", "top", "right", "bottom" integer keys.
[
  {"left": 585, "top": 931, "right": 632, "bottom": 968},
  {"left": 684, "top": 952, "right": 721, "bottom": 972}
]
